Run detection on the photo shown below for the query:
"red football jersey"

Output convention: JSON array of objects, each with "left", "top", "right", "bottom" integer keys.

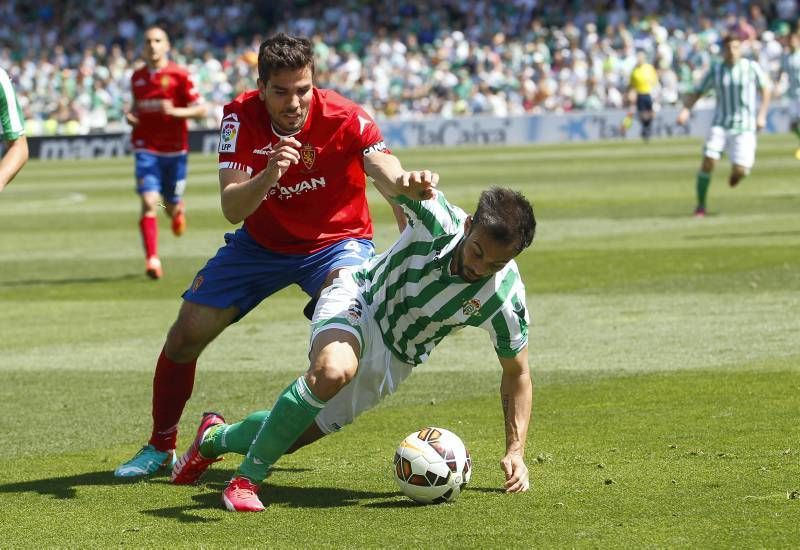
[
  {"left": 130, "top": 62, "right": 201, "bottom": 153},
  {"left": 218, "top": 88, "right": 390, "bottom": 254}
]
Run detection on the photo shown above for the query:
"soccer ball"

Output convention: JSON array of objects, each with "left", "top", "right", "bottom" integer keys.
[{"left": 392, "top": 427, "right": 472, "bottom": 504}]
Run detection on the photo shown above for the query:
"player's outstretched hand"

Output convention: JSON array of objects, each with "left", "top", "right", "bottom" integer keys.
[
  {"left": 266, "top": 137, "right": 301, "bottom": 184},
  {"left": 500, "top": 452, "right": 530, "bottom": 493},
  {"left": 756, "top": 113, "right": 766, "bottom": 131},
  {"left": 398, "top": 170, "right": 438, "bottom": 200}
]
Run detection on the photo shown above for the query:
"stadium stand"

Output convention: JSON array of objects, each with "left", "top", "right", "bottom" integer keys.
[{"left": 0, "top": 0, "right": 797, "bottom": 136}]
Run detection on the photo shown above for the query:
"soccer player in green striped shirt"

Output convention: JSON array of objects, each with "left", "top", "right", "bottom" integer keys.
[
  {"left": 0, "top": 67, "right": 28, "bottom": 192},
  {"left": 778, "top": 32, "right": 800, "bottom": 159},
  {"left": 171, "top": 177, "right": 536, "bottom": 512},
  {"left": 677, "top": 35, "right": 771, "bottom": 217}
]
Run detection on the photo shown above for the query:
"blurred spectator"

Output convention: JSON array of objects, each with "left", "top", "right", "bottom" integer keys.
[{"left": 0, "top": 0, "right": 797, "bottom": 136}]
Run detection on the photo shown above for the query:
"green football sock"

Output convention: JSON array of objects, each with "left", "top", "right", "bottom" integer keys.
[
  {"left": 794, "top": 125, "right": 800, "bottom": 140},
  {"left": 237, "top": 377, "right": 326, "bottom": 483},
  {"left": 696, "top": 171, "right": 711, "bottom": 209},
  {"left": 199, "top": 410, "right": 271, "bottom": 458}
]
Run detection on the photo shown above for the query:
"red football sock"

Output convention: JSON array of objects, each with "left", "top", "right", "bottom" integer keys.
[
  {"left": 139, "top": 215, "right": 158, "bottom": 259},
  {"left": 149, "top": 348, "right": 197, "bottom": 451}
]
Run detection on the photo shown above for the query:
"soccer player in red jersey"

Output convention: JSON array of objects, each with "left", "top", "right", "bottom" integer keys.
[
  {"left": 128, "top": 25, "right": 208, "bottom": 279},
  {"left": 115, "top": 33, "right": 439, "bottom": 478}
]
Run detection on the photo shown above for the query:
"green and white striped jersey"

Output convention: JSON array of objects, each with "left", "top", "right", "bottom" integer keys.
[
  {"left": 354, "top": 191, "right": 529, "bottom": 365},
  {"left": 0, "top": 68, "right": 25, "bottom": 141},
  {"left": 781, "top": 50, "right": 800, "bottom": 100},
  {"left": 695, "top": 58, "right": 770, "bottom": 132}
]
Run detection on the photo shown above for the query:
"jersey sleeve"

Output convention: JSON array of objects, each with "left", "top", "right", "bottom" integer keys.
[
  {"left": 485, "top": 282, "right": 530, "bottom": 358},
  {"left": 217, "top": 107, "right": 254, "bottom": 175},
  {"left": 394, "top": 191, "right": 466, "bottom": 238},
  {"left": 0, "top": 69, "right": 25, "bottom": 140},
  {"left": 181, "top": 71, "right": 202, "bottom": 105},
  {"left": 347, "top": 106, "right": 391, "bottom": 156}
]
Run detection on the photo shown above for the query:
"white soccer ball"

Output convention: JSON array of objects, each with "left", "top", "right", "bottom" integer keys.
[{"left": 392, "top": 427, "right": 472, "bottom": 504}]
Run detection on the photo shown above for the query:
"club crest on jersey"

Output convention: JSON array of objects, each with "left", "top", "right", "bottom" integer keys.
[
  {"left": 218, "top": 121, "right": 240, "bottom": 152},
  {"left": 301, "top": 144, "right": 316, "bottom": 170},
  {"left": 462, "top": 298, "right": 481, "bottom": 316},
  {"left": 191, "top": 275, "right": 204, "bottom": 293},
  {"left": 160, "top": 75, "right": 171, "bottom": 90}
]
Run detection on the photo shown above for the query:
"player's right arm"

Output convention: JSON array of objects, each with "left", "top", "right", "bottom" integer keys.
[
  {"left": 0, "top": 135, "right": 27, "bottom": 191},
  {"left": 364, "top": 152, "right": 438, "bottom": 201},
  {"left": 0, "top": 70, "right": 28, "bottom": 191},
  {"left": 498, "top": 347, "right": 532, "bottom": 493},
  {"left": 678, "top": 65, "right": 714, "bottom": 125},
  {"left": 219, "top": 136, "right": 301, "bottom": 224}
]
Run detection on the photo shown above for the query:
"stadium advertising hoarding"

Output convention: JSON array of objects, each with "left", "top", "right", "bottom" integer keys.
[{"left": 26, "top": 105, "right": 793, "bottom": 159}]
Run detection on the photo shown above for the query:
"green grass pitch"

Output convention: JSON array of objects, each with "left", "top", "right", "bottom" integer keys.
[{"left": 1, "top": 135, "right": 799, "bottom": 547}]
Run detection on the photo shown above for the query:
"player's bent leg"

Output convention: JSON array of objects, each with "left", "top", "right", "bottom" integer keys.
[
  {"left": 226, "top": 334, "right": 359, "bottom": 510},
  {"left": 139, "top": 192, "right": 162, "bottom": 278},
  {"left": 694, "top": 156, "right": 716, "bottom": 217},
  {"left": 167, "top": 200, "right": 186, "bottom": 237},
  {"left": 115, "top": 302, "right": 239, "bottom": 479},
  {"left": 149, "top": 301, "right": 238, "bottom": 446},
  {"left": 306, "top": 328, "right": 361, "bottom": 401},
  {"left": 165, "top": 300, "right": 239, "bottom": 362},
  {"left": 221, "top": 423, "right": 327, "bottom": 512},
  {"left": 199, "top": 410, "right": 324, "bottom": 458},
  {"left": 729, "top": 165, "right": 749, "bottom": 188}
]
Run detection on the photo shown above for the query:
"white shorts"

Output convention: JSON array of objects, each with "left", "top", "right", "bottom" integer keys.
[
  {"left": 310, "top": 273, "right": 414, "bottom": 434},
  {"left": 703, "top": 126, "right": 757, "bottom": 168}
]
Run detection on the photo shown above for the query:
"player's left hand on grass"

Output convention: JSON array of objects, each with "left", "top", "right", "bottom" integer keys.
[
  {"left": 500, "top": 453, "right": 530, "bottom": 493},
  {"left": 398, "top": 170, "right": 438, "bottom": 200}
]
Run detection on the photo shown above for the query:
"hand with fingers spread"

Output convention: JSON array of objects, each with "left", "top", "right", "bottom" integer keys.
[
  {"left": 265, "top": 136, "right": 302, "bottom": 185},
  {"left": 396, "top": 170, "right": 439, "bottom": 201},
  {"left": 500, "top": 452, "right": 530, "bottom": 493}
]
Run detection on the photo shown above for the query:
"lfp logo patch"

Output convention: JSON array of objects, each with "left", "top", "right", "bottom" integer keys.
[{"left": 218, "top": 121, "right": 240, "bottom": 152}]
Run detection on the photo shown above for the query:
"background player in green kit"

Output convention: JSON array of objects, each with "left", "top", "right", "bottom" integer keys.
[
  {"left": 778, "top": 32, "right": 800, "bottom": 159},
  {"left": 677, "top": 35, "right": 771, "bottom": 217},
  {"left": 0, "top": 67, "right": 28, "bottom": 192},
  {"left": 171, "top": 184, "right": 536, "bottom": 512}
]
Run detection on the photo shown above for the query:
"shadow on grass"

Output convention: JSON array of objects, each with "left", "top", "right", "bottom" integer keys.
[
  {"left": 0, "top": 467, "right": 402, "bottom": 522},
  {"left": 0, "top": 466, "right": 305, "bottom": 501},
  {"left": 141, "top": 483, "right": 402, "bottom": 522},
  {"left": 0, "top": 274, "right": 141, "bottom": 287},
  {"left": 0, "top": 470, "right": 128, "bottom": 499}
]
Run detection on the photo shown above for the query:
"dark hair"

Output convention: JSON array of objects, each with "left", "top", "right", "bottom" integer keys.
[
  {"left": 144, "top": 23, "right": 170, "bottom": 40},
  {"left": 721, "top": 34, "right": 740, "bottom": 46},
  {"left": 258, "top": 33, "right": 315, "bottom": 83},
  {"left": 472, "top": 187, "right": 536, "bottom": 254}
]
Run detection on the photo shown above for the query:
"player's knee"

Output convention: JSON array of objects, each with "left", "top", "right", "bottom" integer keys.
[
  {"left": 307, "top": 353, "right": 357, "bottom": 399},
  {"left": 731, "top": 166, "right": 748, "bottom": 181},
  {"left": 164, "top": 318, "right": 209, "bottom": 361},
  {"left": 701, "top": 158, "right": 715, "bottom": 172}
]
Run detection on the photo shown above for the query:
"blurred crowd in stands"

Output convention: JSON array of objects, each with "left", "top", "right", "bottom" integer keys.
[{"left": 1, "top": 0, "right": 798, "bottom": 136}]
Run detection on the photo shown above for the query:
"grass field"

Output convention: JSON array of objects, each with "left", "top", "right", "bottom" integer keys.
[{"left": 1, "top": 134, "right": 799, "bottom": 547}]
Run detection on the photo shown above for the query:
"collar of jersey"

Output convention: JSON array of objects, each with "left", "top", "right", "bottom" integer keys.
[
  {"left": 433, "top": 231, "right": 467, "bottom": 282},
  {"left": 271, "top": 123, "right": 302, "bottom": 139}
]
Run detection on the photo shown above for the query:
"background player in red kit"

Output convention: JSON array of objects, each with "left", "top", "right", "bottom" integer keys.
[
  {"left": 115, "top": 33, "right": 438, "bottom": 478},
  {"left": 128, "top": 25, "right": 208, "bottom": 279}
]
